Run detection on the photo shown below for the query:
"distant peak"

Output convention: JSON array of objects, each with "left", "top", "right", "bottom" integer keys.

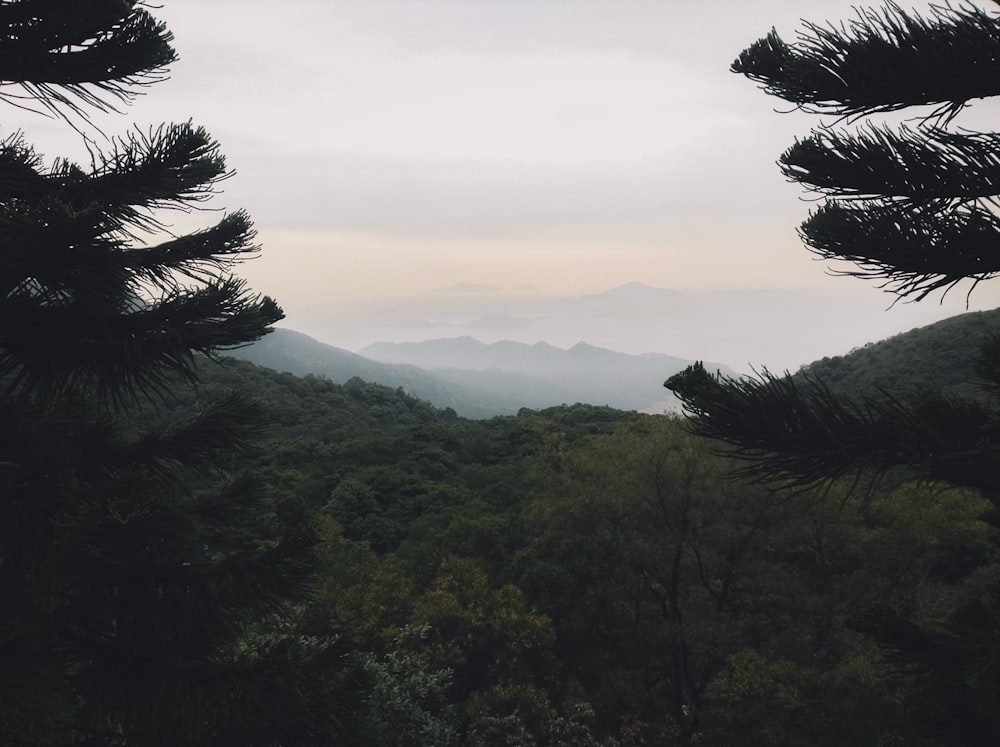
[
  {"left": 435, "top": 283, "right": 501, "bottom": 293},
  {"left": 585, "top": 282, "right": 681, "bottom": 300}
]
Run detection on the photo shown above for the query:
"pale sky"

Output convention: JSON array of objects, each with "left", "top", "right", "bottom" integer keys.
[{"left": 11, "top": 1, "right": 1000, "bottom": 372}]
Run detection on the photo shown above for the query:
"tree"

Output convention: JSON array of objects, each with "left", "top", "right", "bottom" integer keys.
[
  {"left": 666, "top": 3, "right": 1000, "bottom": 744},
  {"left": 518, "top": 417, "right": 911, "bottom": 746},
  {"left": 0, "top": 3, "right": 363, "bottom": 744}
]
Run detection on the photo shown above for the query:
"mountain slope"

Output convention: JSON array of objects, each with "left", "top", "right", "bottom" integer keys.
[
  {"left": 797, "top": 308, "right": 1000, "bottom": 401},
  {"left": 225, "top": 328, "right": 505, "bottom": 418},
  {"left": 584, "top": 281, "right": 682, "bottom": 300}
]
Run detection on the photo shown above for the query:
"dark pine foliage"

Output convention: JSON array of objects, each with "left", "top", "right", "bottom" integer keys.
[
  {"left": 668, "top": 2, "right": 1000, "bottom": 744},
  {"left": 0, "top": 3, "right": 365, "bottom": 745}
]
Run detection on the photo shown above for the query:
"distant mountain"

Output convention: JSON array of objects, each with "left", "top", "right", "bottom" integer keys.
[
  {"left": 360, "top": 336, "right": 689, "bottom": 374},
  {"left": 796, "top": 308, "right": 1000, "bottom": 401},
  {"left": 227, "top": 329, "right": 723, "bottom": 418},
  {"left": 231, "top": 328, "right": 412, "bottom": 383},
  {"left": 226, "top": 305, "right": 1000, "bottom": 420},
  {"left": 226, "top": 329, "right": 505, "bottom": 418},
  {"left": 359, "top": 337, "right": 732, "bottom": 413},
  {"left": 227, "top": 329, "right": 680, "bottom": 417},
  {"left": 584, "top": 281, "right": 682, "bottom": 300}
]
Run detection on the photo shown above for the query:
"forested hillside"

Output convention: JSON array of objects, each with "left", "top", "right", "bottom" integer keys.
[
  {"left": 177, "top": 355, "right": 998, "bottom": 746},
  {"left": 798, "top": 308, "right": 1000, "bottom": 401}
]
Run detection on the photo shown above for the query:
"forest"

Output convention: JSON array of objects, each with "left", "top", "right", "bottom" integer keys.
[{"left": 165, "top": 355, "right": 998, "bottom": 746}]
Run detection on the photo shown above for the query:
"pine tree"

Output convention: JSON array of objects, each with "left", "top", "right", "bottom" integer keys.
[
  {"left": 666, "top": 2, "right": 1000, "bottom": 744},
  {"left": 0, "top": 3, "right": 364, "bottom": 744}
]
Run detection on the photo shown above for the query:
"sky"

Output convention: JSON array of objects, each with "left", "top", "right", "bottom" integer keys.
[{"left": 12, "top": 0, "right": 1000, "bottom": 373}]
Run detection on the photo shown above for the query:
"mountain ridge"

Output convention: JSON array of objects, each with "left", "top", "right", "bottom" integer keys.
[
  {"left": 359, "top": 336, "right": 697, "bottom": 374},
  {"left": 227, "top": 329, "right": 723, "bottom": 417},
  {"left": 796, "top": 308, "right": 1000, "bottom": 402},
  {"left": 583, "top": 281, "right": 682, "bottom": 300},
  {"left": 225, "top": 307, "right": 1000, "bottom": 419}
]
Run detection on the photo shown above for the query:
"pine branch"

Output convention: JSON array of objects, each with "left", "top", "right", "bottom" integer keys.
[
  {"left": 799, "top": 200, "right": 1000, "bottom": 301},
  {"left": 0, "top": 131, "right": 44, "bottom": 196},
  {"left": 81, "top": 123, "right": 233, "bottom": 231},
  {"left": 129, "top": 211, "right": 261, "bottom": 286},
  {"left": 781, "top": 125, "right": 1000, "bottom": 202},
  {"left": 664, "top": 363, "right": 1000, "bottom": 492},
  {"left": 137, "top": 279, "right": 284, "bottom": 358},
  {"left": 0, "top": 211, "right": 259, "bottom": 308},
  {"left": 732, "top": 2, "right": 1000, "bottom": 121},
  {"left": 0, "top": 1, "right": 176, "bottom": 123},
  {"left": 0, "top": 278, "right": 284, "bottom": 406},
  {"left": 0, "top": 123, "right": 230, "bottom": 248},
  {"left": 119, "top": 392, "right": 267, "bottom": 478}
]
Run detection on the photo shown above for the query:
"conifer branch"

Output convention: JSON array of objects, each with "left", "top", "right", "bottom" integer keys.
[
  {"left": 732, "top": 2, "right": 1000, "bottom": 121},
  {"left": 799, "top": 200, "right": 1000, "bottom": 300},
  {"left": 781, "top": 125, "right": 1000, "bottom": 202},
  {"left": 665, "top": 363, "right": 1000, "bottom": 493},
  {"left": 0, "top": 1, "right": 176, "bottom": 124}
]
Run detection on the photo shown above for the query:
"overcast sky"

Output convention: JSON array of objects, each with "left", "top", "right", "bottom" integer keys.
[{"left": 13, "top": 0, "right": 1000, "bottom": 371}]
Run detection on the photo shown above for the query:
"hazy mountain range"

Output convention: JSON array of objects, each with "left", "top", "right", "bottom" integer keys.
[
  {"left": 225, "top": 305, "right": 1000, "bottom": 419},
  {"left": 284, "top": 281, "right": 998, "bottom": 378},
  {"left": 360, "top": 336, "right": 732, "bottom": 413},
  {"left": 226, "top": 328, "right": 731, "bottom": 418}
]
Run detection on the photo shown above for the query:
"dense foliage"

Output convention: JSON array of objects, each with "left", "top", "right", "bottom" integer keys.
[
  {"left": 171, "top": 355, "right": 998, "bottom": 746},
  {"left": 798, "top": 308, "right": 1000, "bottom": 403}
]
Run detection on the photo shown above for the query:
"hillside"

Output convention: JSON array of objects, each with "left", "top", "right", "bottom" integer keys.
[
  {"left": 226, "top": 328, "right": 516, "bottom": 419},
  {"left": 797, "top": 308, "right": 1000, "bottom": 401},
  {"left": 170, "top": 353, "right": 986, "bottom": 746}
]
